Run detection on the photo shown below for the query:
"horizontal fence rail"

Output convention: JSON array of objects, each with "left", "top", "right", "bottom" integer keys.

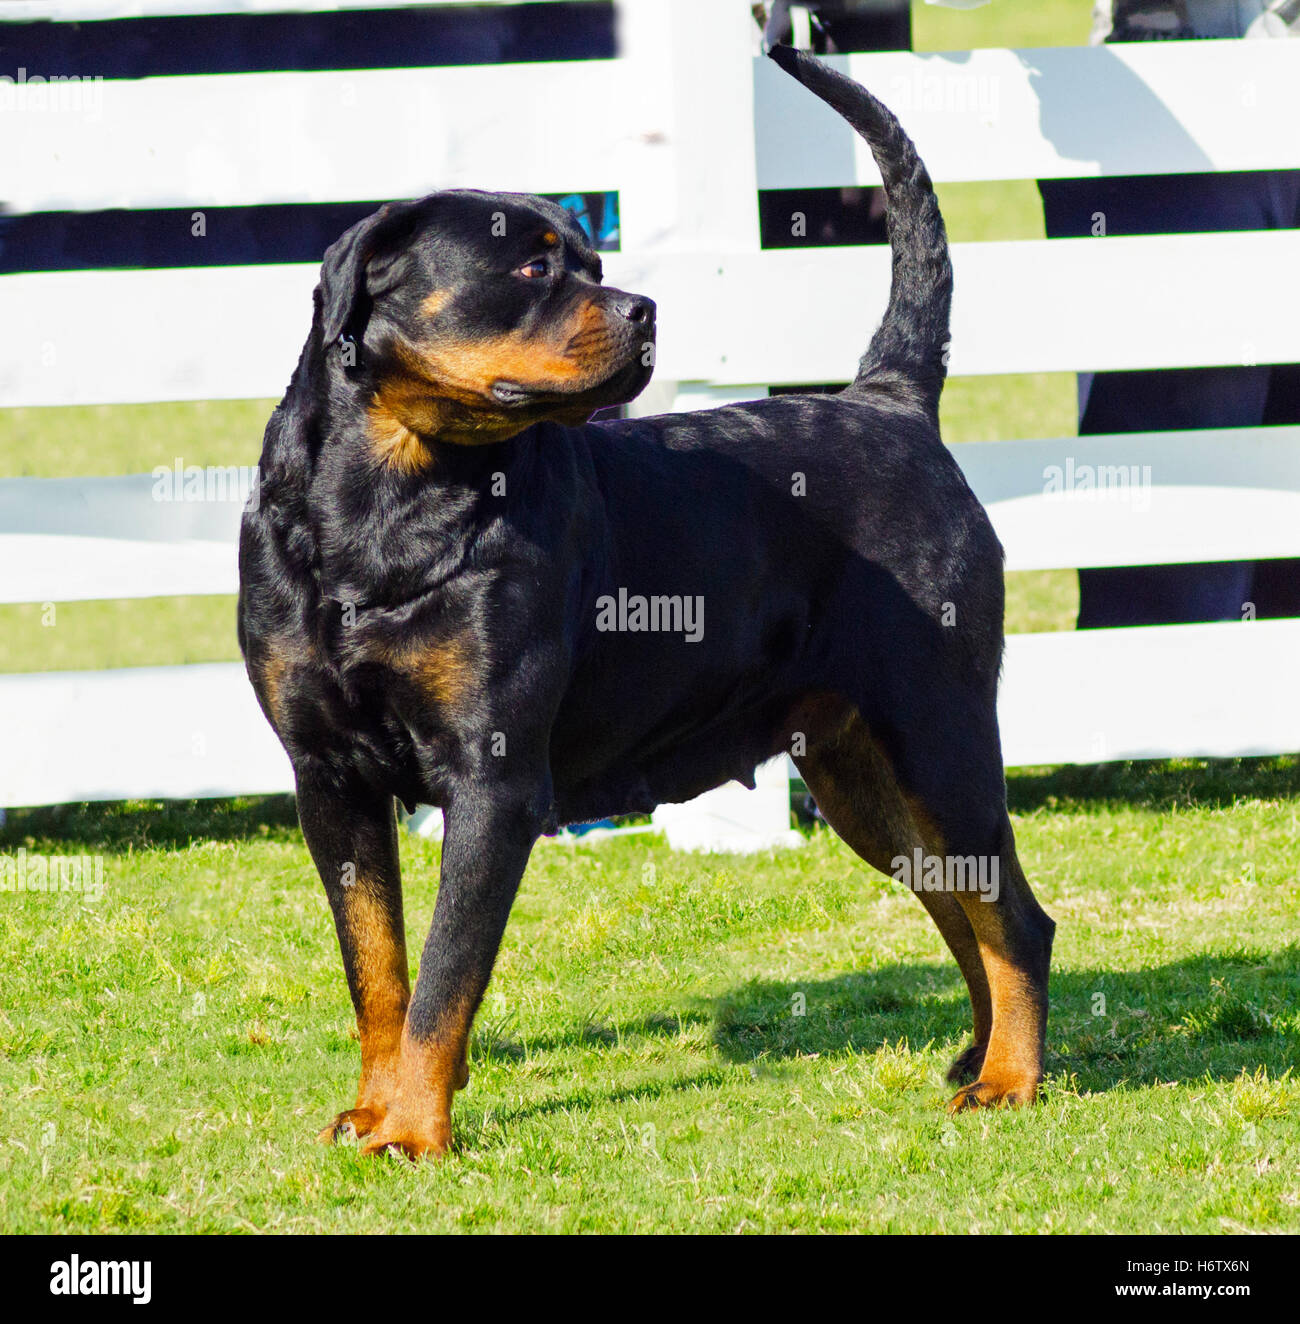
[
  {"left": 0, "top": 662, "right": 294, "bottom": 806},
  {"left": 4, "top": 425, "right": 1300, "bottom": 602},
  {"left": 0, "top": 474, "right": 243, "bottom": 603},
  {"left": 6, "top": 230, "right": 1300, "bottom": 407},
  {"left": 5, "top": 616, "right": 1300, "bottom": 807},
  {"left": 998, "top": 618, "right": 1300, "bottom": 767},
  {"left": 8, "top": 42, "right": 1300, "bottom": 215},
  {"left": 754, "top": 42, "right": 1300, "bottom": 187},
  {"left": 2, "top": 1, "right": 551, "bottom": 18},
  {"left": 951, "top": 427, "right": 1300, "bottom": 572},
  {"left": 3, "top": 62, "right": 657, "bottom": 213}
]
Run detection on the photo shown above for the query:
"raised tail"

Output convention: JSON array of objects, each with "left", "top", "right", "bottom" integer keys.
[{"left": 767, "top": 43, "right": 952, "bottom": 416}]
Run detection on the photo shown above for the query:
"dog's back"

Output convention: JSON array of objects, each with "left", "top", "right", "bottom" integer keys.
[{"left": 545, "top": 46, "right": 1000, "bottom": 817}]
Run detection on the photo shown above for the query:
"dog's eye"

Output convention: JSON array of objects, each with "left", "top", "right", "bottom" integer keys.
[{"left": 517, "top": 259, "right": 549, "bottom": 280}]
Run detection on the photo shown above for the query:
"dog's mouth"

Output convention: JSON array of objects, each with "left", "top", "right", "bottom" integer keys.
[
  {"left": 490, "top": 349, "right": 653, "bottom": 412},
  {"left": 489, "top": 381, "right": 536, "bottom": 407}
]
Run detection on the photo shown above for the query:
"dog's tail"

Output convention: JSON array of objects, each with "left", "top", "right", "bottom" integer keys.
[{"left": 767, "top": 44, "right": 951, "bottom": 415}]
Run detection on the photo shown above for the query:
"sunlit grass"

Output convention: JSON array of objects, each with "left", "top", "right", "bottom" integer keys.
[{"left": 1, "top": 757, "right": 1297, "bottom": 1232}]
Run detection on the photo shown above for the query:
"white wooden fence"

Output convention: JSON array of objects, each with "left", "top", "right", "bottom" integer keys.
[{"left": 2, "top": 0, "right": 1298, "bottom": 842}]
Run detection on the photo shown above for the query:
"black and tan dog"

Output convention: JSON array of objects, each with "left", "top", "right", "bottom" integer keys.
[{"left": 238, "top": 46, "right": 1054, "bottom": 1159}]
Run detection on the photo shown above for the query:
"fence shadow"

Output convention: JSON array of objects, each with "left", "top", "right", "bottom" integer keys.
[
  {"left": 0, "top": 793, "right": 300, "bottom": 851},
  {"left": 1006, "top": 755, "right": 1300, "bottom": 815},
  {"left": 5, "top": 757, "right": 1297, "bottom": 853}
]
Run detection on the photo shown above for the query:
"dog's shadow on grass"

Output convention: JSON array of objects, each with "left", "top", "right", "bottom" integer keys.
[
  {"left": 461, "top": 1009, "right": 728, "bottom": 1134},
  {"left": 711, "top": 947, "right": 1300, "bottom": 1093},
  {"left": 463, "top": 945, "right": 1298, "bottom": 1139}
]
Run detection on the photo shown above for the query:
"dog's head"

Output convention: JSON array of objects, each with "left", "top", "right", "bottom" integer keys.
[{"left": 316, "top": 191, "right": 656, "bottom": 457}]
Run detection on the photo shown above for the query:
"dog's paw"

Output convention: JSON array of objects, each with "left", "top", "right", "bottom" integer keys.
[
  {"left": 947, "top": 1076, "right": 1038, "bottom": 1112},
  {"left": 317, "top": 1105, "right": 386, "bottom": 1144},
  {"left": 357, "top": 1105, "right": 452, "bottom": 1162},
  {"left": 944, "top": 1041, "right": 988, "bottom": 1085}
]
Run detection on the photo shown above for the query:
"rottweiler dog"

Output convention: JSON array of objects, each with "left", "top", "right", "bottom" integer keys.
[{"left": 238, "top": 45, "right": 1055, "bottom": 1159}]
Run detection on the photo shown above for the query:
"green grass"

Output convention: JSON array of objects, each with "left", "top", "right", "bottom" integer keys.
[
  {"left": 912, "top": 0, "right": 1094, "bottom": 52},
  {"left": 1, "top": 757, "right": 1297, "bottom": 1233},
  {"left": 0, "top": 597, "right": 241, "bottom": 673},
  {"left": 0, "top": 400, "right": 273, "bottom": 479},
  {"left": 1006, "top": 566, "right": 1078, "bottom": 633}
]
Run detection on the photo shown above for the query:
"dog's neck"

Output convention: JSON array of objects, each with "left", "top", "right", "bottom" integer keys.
[
  {"left": 309, "top": 407, "right": 546, "bottom": 609},
  {"left": 364, "top": 386, "right": 545, "bottom": 464},
  {"left": 260, "top": 335, "right": 594, "bottom": 611}
]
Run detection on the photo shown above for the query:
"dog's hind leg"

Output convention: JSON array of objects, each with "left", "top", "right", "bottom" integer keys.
[
  {"left": 939, "top": 824, "right": 1052, "bottom": 1109},
  {"left": 887, "top": 700, "right": 1054, "bottom": 1110},
  {"left": 296, "top": 763, "right": 411, "bottom": 1144},
  {"left": 795, "top": 711, "right": 992, "bottom": 1084}
]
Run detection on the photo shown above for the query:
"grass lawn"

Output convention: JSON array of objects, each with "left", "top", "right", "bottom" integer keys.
[{"left": 1, "top": 759, "right": 1297, "bottom": 1234}]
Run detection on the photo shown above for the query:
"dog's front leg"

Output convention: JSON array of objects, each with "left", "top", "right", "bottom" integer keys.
[
  {"left": 296, "top": 764, "right": 410, "bottom": 1145},
  {"left": 359, "top": 780, "right": 547, "bottom": 1160}
]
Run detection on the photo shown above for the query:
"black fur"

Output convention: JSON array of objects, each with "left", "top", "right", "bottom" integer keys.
[{"left": 238, "top": 46, "right": 1053, "bottom": 1154}]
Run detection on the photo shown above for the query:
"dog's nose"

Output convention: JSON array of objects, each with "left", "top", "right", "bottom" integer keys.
[{"left": 615, "top": 294, "right": 655, "bottom": 325}]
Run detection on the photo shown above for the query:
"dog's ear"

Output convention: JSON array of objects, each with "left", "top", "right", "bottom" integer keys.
[{"left": 318, "top": 200, "right": 423, "bottom": 344}]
